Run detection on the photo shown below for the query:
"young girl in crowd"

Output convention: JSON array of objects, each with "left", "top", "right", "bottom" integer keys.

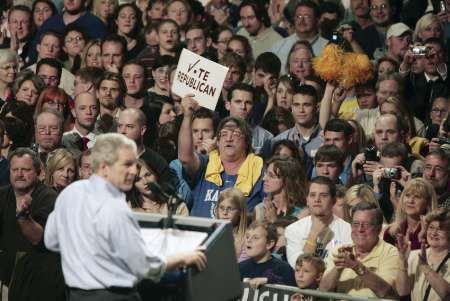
[
  {"left": 239, "top": 221, "right": 296, "bottom": 288},
  {"left": 215, "top": 188, "right": 248, "bottom": 261}
]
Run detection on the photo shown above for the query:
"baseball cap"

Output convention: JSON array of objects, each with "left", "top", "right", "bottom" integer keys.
[{"left": 386, "top": 23, "right": 412, "bottom": 40}]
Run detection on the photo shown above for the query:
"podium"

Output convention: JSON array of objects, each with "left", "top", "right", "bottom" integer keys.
[{"left": 134, "top": 213, "right": 242, "bottom": 301}]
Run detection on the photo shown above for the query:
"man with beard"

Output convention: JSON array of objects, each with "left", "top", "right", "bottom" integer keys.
[
  {"left": 30, "top": 0, "right": 106, "bottom": 63},
  {"left": 236, "top": 0, "right": 282, "bottom": 58},
  {"left": 423, "top": 149, "right": 450, "bottom": 208},
  {"left": 0, "top": 148, "right": 65, "bottom": 300},
  {"left": 95, "top": 72, "right": 125, "bottom": 133}
]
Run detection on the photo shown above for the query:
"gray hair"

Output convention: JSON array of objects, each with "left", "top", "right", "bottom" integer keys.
[
  {"left": 90, "top": 133, "right": 137, "bottom": 172},
  {"left": 8, "top": 147, "right": 41, "bottom": 173},
  {"left": 120, "top": 108, "right": 147, "bottom": 127},
  {"left": 351, "top": 201, "right": 384, "bottom": 227},
  {"left": 35, "top": 108, "right": 64, "bottom": 130},
  {"left": 0, "top": 49, "right": 18, "bottom": 68}
]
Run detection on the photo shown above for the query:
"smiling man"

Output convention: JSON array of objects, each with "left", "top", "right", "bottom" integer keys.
[
  {"left": 320, "top": 201, "right": 400, "bottom": 299},
  {"left": 178, "top": 94, "right": 264, "bottom": 218}
]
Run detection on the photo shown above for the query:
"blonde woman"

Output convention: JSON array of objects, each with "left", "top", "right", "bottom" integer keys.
[
  {"left": 93, "top": 0, "right": 118, "bottom": 25},
  {"left": 0, "top": 49, "right": 18, "bottom": 104},
  {"left": 384, "top": 178, "right": 438, "bottom": 250},
  {"left": 413, "top": 14, "right": 444, "bottom": 43},
  {"left": 45, "top": 149, "right": 77, "bottom": 193},
  {"left": 80, "top": 39, "right": 102, "bottom": 68},
  {"left": 335, "top": 184, "right": 379, "bottom": 223},
  {"left": 215, "top": 188, "right": 249, "bottom": 262}
]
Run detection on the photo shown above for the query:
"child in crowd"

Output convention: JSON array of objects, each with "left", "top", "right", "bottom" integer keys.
[
  {"left": 291, "top": 254, "right": 326, "bottom": 301},
  {"left": 215, "top": 188, "right": 249, "bottom": 262},
  {"left": 239, "top": 222, "right": 296, "bottom": 288},
  {"left": 273, "top": 216, "right": 297, "bottom": 261}
]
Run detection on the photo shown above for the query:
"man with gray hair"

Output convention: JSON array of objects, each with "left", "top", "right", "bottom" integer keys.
[
  {"left": 320, "top": 201, "right": 400, "bottom": 299},
  {"left": 34, "top": 108, "right": 64, "bottom": 163},
  {"left": 44, "top": 133, "right": 206, "bottom": 300},
  {"left": 0, "top": 148, "right": 64, "bottom": 300}
]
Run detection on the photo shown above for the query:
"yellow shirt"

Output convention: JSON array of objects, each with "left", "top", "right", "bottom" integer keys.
[
  {"left": 338, "top": 96, "right": 359, "bottom": 120},
  {"left": 408, "top": 249, "right": 450, "bottom": 301},
  {"left": 325, "top": 239, "right": 400, "bottom": 298}
]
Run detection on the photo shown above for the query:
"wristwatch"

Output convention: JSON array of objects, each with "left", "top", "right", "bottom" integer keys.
[{"left": 354, "top": 263, "right": 366, "bottom": 276}]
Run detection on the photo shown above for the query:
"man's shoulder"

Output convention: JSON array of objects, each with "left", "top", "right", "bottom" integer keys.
[
  {"left": 286, "top": 215, "right": 311, "bottom": 234},
  {"left": 273, "top": 127, "right": 296, "bottom": 141},
  {"left": 272, "top": 34, "right": 297, "bottom": 51}
]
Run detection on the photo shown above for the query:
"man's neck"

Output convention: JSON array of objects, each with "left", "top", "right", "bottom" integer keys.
[
  {"left": 296, "top": 31, "right": 318, "bottom": 41},
  {"left": 252, "top": 25, "right": 267, "bottom": 38},
  {"left": 100, "top": 105, "right": 118, "bottom": 117},
  {"left": 295, "top": 122, "right": 316, "bottom": 137},
  {"left": 14, "top": 186, "right": 36, "bottom": 199},
  {"left": 159, "top": 47, "right": 175, "bottom": 57},
  {"left": 63, "top": 10, "right": 85, "bottom": 24},
  {"left": 312, "top": 213, "right": 333, "bottom": 225},
  {"left": 221, "top": 155, "right": 246, "bottom": 175},
  {"left": 124, "top": 95, "right": 144, "bottom": 109},
  {"left": 355, "top": 16, "right": 373, "bottom": 29},
  {"left": 75, "top": 123, "right": 92, "bottom": 136},
  {"left": 356, "top": 239, "right": 378, "bottom": 257},
  {"left": 137, "top": 143, "right": 145, "bottom": 156},
  {"left": 375, "top": 23, "right": 390, "bottom": 34}
]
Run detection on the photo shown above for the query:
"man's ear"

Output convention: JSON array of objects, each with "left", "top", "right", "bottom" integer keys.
[
  {"left": 140, "top": 125, "right": 147, "bottom": 136},
  {"left": 225, "top": 100, "right": 231, "bottom": 111},
  {"left": 206, "top": 37, "right": 212, "bottom": 48}
]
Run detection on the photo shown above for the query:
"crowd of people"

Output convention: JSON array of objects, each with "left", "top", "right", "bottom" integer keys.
[{"left": 0, "top": 0, "right": 449, "bottom": 299}]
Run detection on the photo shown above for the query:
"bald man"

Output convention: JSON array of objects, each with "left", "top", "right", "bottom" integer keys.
[
  {"left": 63, "top": 92, "right": 100, "bottom": 150},
  {"left": 117, "top": 108, "right": 175, "bottom": 187}
]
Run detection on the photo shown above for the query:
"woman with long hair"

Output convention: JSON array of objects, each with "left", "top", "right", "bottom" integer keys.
[
  {"left": 215, "top": 188, "right": 249, "bottom": 261},
  {"left": 127, "top": 159, "right": 189, "bottom": 215},
  {"left": 254, "top": 156, "right": 307, "bottom": 222}
]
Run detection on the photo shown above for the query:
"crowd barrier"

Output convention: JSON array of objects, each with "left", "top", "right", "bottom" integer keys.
[{"left": 241, "top": 282, "right": 392, "bottom": 301}]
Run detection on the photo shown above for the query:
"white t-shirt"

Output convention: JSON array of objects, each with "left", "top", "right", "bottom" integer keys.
[{"left": 285, "top": 215, "right": 352, "bottom": 268}]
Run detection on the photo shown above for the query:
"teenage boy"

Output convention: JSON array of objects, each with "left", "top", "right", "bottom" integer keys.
[{"left": 240, "top": 222, "right": 296, "bottom": 288}]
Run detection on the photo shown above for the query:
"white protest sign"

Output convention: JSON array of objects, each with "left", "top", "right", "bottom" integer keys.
[{"left": 172, "top": 48, "right": 228, "bottom": 111}]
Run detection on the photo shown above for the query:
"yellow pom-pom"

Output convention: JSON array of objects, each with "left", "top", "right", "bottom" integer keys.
[
  {"left": 339, "top": 53, "right": 373, "bottom": 88},
  {"left": 313, "top": 44, "right": 344, "bottom": 82}
]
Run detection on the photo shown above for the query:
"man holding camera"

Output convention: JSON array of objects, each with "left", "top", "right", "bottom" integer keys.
[{"left": 400, "top": 38, "right": 450, "bottom": 121}]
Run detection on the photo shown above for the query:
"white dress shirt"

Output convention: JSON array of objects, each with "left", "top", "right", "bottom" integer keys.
[
  {"left": 44, "top": 175, "right": 166, "bottom": 289},
  {"left": 285, "top": 215, "right": 352, "bottom": 268}
]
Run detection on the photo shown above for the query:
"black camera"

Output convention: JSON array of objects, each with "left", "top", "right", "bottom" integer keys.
[
  {"left": 382, "top": 168, "right": 401, "bottom": 180},
  {"left": 364, "top": 145, "right": 378, "bottom": 162},
  {"left": 437, "top": 137, "right": 450, "bottom": 145}
]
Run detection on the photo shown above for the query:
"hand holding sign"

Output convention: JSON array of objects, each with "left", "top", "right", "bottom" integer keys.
[
  {"left": 172, "top": 49, "right": 229, "bottom": 111},
  {"left": 181, "top": 94, "right": 199, "bottom": 118}
]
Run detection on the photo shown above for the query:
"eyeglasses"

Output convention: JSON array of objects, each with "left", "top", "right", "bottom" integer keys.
[
  {"left": 37, "top": 125, "right": 60, "bottom": 134},
  {"left": 65, "top": 36, "right": 84, "bottom": 44},
  {"left": 427, "top": 225, "right": 448, "bottom": 235},
  {"left": 291, "top": 59, "right": 312, "bottom": 66},
  {"left": 218, "top": 129, "right": 244, "bottom": 139},
  {"left": 351, "top": 221, "right": 377, "bottom": 229},
  {"left": 370, "top": 4, "right": 388, "bottom": 10},
  {"left": 431, "top": 108, "right": 447, "bottom": 115},
  {"left": 295, "top": 15, "right": 313, "bottom": 21},
  {"left": 218, "top": 205, "right": 238, "bottom": 213}
]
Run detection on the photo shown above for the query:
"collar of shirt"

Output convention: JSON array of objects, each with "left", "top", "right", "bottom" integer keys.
[{"left": 89, "top": 174, "right": 125, "bottom": 198}]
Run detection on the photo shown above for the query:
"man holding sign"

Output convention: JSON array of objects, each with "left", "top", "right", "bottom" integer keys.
[{"left": 178, "top": 94, "right": 264, "bottom": 218}]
